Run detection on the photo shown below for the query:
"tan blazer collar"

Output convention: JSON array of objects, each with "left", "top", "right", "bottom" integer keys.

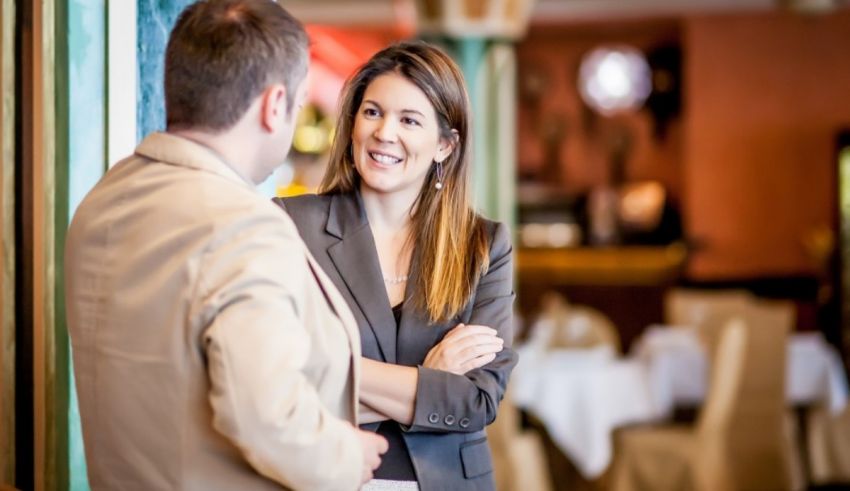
[{"left": 135, "top": 132, "right": 254, "bottom": 187}]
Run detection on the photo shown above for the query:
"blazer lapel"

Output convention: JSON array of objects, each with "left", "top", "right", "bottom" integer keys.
[{"left": 325, "top": 193, "right": 397, "bottom": 363}]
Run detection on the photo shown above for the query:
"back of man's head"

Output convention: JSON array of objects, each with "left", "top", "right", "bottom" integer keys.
[{"left": 165, "top": 0, "right": 308, "bottom": 133}]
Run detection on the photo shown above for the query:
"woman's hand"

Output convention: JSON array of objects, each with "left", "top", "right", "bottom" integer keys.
[{"left": 423, "top": 324, "right": 504, "bottom": 375}]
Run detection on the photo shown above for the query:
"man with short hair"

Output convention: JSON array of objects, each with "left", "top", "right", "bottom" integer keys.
[{"left": 65, "top": 1, "right": 386, "bottom": 489}]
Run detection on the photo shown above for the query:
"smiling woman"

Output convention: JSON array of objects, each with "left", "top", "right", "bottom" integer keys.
[
  {"left": 274, "top": 41, "right": 517, "bottom": 491},
  {"left": 318, "top": 42, "right": 491, "bottom": 325},
  {"left": 352, "top": 73, "right": 455, "bottom": 207}
]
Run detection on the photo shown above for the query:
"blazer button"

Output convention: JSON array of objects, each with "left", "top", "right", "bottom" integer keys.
[
  {"left": 444, "top": 415, "right": 456, "bottom": 426},
  {"left": 459, "top": 417, "right": 470, "bottom": 428},
  {"left": 428, "top": 412, "right": 440, "bottom": 424}
]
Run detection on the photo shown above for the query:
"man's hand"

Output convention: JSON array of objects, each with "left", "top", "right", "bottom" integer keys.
[
  {"left": 423, "top": 324, "right": 504, "bottom": 375},
  {"left": 357, "top": 428, "right": 388, "bottom": 485}
]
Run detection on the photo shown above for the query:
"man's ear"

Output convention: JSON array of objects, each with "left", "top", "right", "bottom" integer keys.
[
  {"left": 435, "top": 129, "right": 459, "bottom": 163},
  {"left": 260, "top": 84, "right": 288, "bottom": 132}
]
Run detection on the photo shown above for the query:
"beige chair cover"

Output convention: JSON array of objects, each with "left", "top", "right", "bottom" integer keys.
[
  {"left": 664, "top": 288, "right": 754, "bottom": 327},
  {"left": 536, "top": 292, "right": 621, "bottom": 353},
  {"left": 611, "top": 317, "right": 801, "bottom": 491},
  {"left": 807, "top": 405, "right": 850, "bottom": 484},
  {"left": 488, "top": 388, "right": 553, "bottom": 491}
]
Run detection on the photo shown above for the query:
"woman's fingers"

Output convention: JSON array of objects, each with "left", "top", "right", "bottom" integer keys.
[
  {"left": 427, "top": 324, "right": 504, "bottom": 374},
  {"left": 457, "top": 340, "right": 503, "bottom": 361},
  {"left": 440, "top": 337, "right": 502, "bottom": 373},
  {"left": 443, "top": 324, "right": 497, "bottom": 342},
  {"left": 444, "top": 332, "right": 503, "bottom": 355}
]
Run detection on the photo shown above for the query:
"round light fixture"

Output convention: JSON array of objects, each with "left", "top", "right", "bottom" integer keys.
[{"left": 578, "top": 45, "right": 652, "bottom": 116}]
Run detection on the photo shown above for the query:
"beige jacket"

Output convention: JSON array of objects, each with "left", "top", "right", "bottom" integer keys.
[{"left": 65, "top": 133, "right": 362, "bottom": 490}]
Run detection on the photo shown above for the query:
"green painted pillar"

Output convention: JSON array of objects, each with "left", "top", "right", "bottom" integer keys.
[
  {"left": 66, "top": 0, "right": 108, "bottom": 488},
  {"left": 455, "top": 38, "right": 490, "bottom": 215},
  {"left": 445, "top": 38, "right": 517, "bottom": 228}
]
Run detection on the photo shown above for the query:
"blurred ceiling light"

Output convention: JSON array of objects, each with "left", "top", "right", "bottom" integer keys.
[
  {"left": 579, "top": 46, "right": 652, "bottom": 116},
  {"left": 293, "top": 126, "right": 328, "bottom": 154},
  {"left": 619, "top": 181, "right": 666, "bottom": 229},
  {"left": 293, "top": 104, "right": 334, "bottom": 154},
  {"left": 520, "top": 222, "right": 582, "bottom": 248}
]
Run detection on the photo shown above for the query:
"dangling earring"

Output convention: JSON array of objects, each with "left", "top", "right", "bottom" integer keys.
[{"left": 435, "top": 161, "right": 444, "bottom": 190}]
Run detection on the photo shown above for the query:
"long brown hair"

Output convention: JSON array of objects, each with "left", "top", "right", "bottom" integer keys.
[{"left": 320, "top": 41, "right": 490, "bottom": 324}]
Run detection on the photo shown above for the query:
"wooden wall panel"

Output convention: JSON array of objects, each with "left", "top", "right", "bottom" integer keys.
[
  {"left": 27, "top": 0, "right": 65, "bottom": 489},
  {"left": 0, "top": 0, "right": 16, "bottom": 485}
]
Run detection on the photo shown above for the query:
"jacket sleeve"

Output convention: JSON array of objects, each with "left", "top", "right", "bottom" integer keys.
[
  {"left": 198, "top": 207, "right": 362, "bottom": 490},
  {"left": 405, "top": 221, "right": 518, "bottom": 434}
]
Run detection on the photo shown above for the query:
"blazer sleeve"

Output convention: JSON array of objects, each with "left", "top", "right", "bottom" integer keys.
[
  {"left": 198, "top": 207, "right": 362, "bottom": 490},
  {"left": 405, "top": 221, "right": 518, "bottom": 434}
]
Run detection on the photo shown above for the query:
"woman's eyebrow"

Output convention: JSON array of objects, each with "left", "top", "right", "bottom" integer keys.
[{"left": 363, "top": 99, "right": 425, "bottom": 118}]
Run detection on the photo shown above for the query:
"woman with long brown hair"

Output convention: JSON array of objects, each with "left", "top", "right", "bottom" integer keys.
[{"left": 274, "top": 41, "right": 516, "bottom": 490}]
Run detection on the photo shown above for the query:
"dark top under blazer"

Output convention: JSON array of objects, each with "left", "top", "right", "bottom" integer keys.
[{"left": 274, "top": 191, "right": 517, "bottom": 491}]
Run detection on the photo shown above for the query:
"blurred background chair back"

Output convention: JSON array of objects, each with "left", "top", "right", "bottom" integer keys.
[
  {"left": 696, "top": 316, "right": 800, "bottom": 490},
  {"left": 666, "top": 289, "right": 797, "bottom": 365},
  {"left": 611, "top": 319, "right": 801, "bottom": 491},
  {"left": 488, "top": 386, "right": 553, "bottom": 491},
  {"left": 610, "top": 320, "right": 749, "bottom": 491},
  {"left": 664, "top": 288, "right": 753, "bottom": 327},
  {"left": 536, "top": 292, "right": 621, "bottom": 353}
]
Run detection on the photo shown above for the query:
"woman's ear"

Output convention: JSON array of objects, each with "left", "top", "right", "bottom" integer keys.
[{"left": 435, "top": 129, "right": 459, "bottom": 163}]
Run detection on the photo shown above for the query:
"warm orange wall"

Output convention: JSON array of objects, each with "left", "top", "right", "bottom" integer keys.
[{"left": 683, "top": 11, "right": 850, "bottom": 279}]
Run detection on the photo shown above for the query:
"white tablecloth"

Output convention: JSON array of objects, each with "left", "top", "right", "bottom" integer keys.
[
  {"left": 633, "top": 327, "right": 849, "bottom": 415},
  {"left": 512, "top": 345, "right": 664, "bottom": 478},
  {"left": 511, "top": 329, "right": 849, "bottom": 480}
]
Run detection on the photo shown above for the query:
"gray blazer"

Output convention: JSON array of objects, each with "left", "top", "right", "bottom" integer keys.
[{"left": 274, "top": 191, "right": 517, "bottom": 491}]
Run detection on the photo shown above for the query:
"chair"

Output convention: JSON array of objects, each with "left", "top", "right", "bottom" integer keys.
[
  {"left": 664, "top": 288, "right": 753, "bottom": 327},
  {"left": 488, "top": 387, "right": 553, "bottom": 491},
  {"left": 532, "top": 292, "right": 621, "bottom": 353},
  {"left": 736, "top": 300, "right": 804, "bottom": 490},
  {"left": 611, "top": 317, "right": 799, "bottom": 491},
  {"left": 746, "top": 298, "right": 795, "bottom": 332},
  {"left": 807, "top": 405, "right": 850, "bottom": 484},
  {"left": 665, "top": 289, "right": 796, "bottom": 362}
]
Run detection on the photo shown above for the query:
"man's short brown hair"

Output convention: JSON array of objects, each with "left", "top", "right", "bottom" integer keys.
[{"left": 164, "top": 0, "right": 308, "bottom": 132}]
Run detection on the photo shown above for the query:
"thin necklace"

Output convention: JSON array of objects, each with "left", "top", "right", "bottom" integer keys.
[{"left": 383, "top": 275, "right": 409, "bottom": 285}]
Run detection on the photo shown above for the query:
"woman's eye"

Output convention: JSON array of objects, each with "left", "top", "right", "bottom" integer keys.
[
  {"left": 362, "top": 108, "right": 380, "bottom": 118},
  {"left": 402, "top": 117, "right": 421, "bottom": 127}
]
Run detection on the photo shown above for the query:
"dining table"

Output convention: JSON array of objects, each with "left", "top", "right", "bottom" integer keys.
[{"left": 510, "top": 326, "right": 849, "bottom": 480}]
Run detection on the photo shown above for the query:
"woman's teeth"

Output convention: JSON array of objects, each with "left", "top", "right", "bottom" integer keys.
[{"left": 370, "top": 152, "right": 402, "bottom": 165}]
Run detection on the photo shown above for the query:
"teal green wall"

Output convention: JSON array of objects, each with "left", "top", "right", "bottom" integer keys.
[
  {"left": 137, "top": 0, "right": 193, "bottom": 141},
  {"left": 67, "top": 0, "right": 106, "bottom": 488},
  {"left": 69, "top": 0, "right": 106, "bottom": 210},
  {"left": 441, "top": 37, "right": 517, "bottom": 227}
]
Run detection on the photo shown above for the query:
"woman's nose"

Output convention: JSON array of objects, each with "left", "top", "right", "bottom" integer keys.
[{"left": 373, "top": 118, "right": 398, "bottom": 143}]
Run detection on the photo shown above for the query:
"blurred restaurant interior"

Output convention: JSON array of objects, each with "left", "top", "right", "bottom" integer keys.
[{"left": 3, "top": 0, "right": 850, "bottom": 489}]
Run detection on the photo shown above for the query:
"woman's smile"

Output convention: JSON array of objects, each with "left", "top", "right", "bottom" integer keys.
[{"left": 367, "top": 149, "right": 404, "bottom": 167}]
